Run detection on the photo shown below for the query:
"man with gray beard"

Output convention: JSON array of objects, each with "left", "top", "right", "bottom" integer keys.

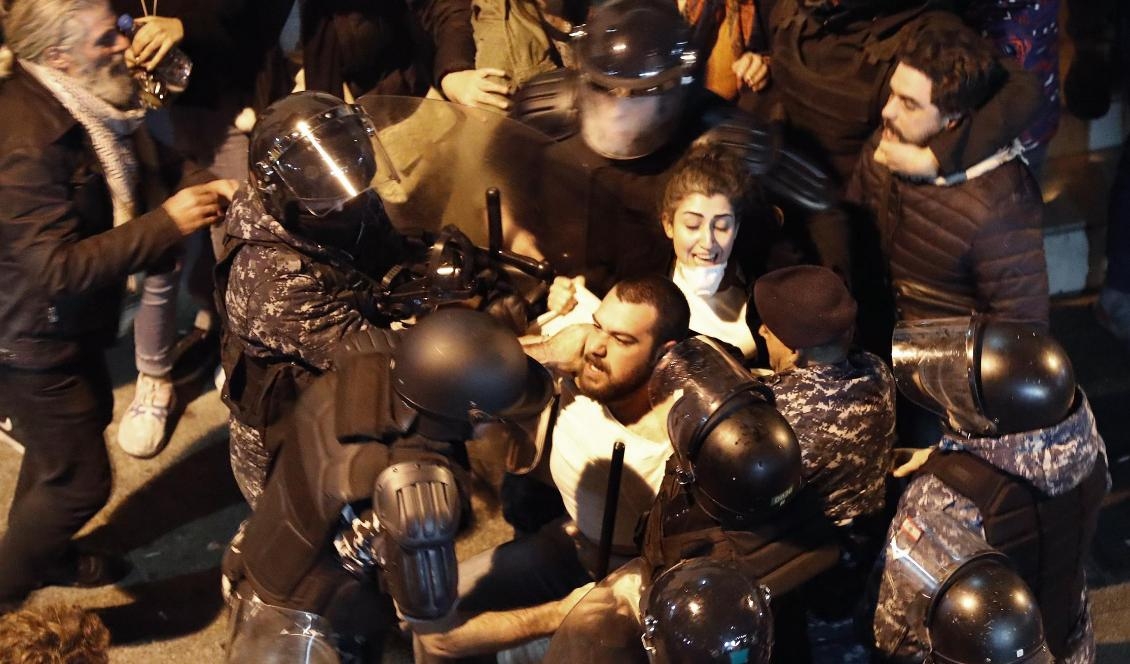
[{"left": 0, "top": 0, "right": 235, "bottom": 610}]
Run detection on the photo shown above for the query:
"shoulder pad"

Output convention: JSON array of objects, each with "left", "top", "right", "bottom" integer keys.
[{"left": 510, "top": 68, "right": 580, "bottom": 141}]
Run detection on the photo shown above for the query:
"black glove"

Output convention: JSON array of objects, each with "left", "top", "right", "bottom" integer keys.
[
  {"left": 697, "top": 112, "right": 836, "bottom": 212},
  {"left": 510, "top": 68, "right": 580, "bottom": 140}
]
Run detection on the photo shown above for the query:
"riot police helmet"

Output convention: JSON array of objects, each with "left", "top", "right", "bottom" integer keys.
[
  {"left": 572, "top": 0, "right": 698, "bottom": 159},
  {"left": 640, "top": 558, "right": 774, "bottom": 664},
  {"left": 652, "top": 336, "right": 803, "bottom": 526},
  {"left": 928, "top": 558, "right": 1053, "bottom": 664},
  {"left": 392, "top": 308, "right": 553, "bottom": 435},
  {"left": 249, "top": 91, "right": 392, "bottom": 220},
  {"left": 892, "top": 316, "right": 1075, "bottom": 436}
]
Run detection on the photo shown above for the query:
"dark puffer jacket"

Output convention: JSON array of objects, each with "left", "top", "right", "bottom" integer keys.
[{"left": 846, "top": 133, "right": 1049, "bottom": 324}]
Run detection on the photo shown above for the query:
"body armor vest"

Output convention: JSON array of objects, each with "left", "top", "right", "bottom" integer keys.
[
  {"left": 214, "top": 233, "right": 386, "bottom": 449},
  {"left": 641, "top": 459, "right": 840, "bottom": 597},
  {"left": 920, "top": 450, "right": 1108, "bottom": 658}
]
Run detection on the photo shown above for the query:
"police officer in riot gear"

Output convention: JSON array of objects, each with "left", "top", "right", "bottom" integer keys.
[
  {"left": 218, "top": 91, "right": 551, "bottom": 506},
  {"left": 882, "top": 510, "right": 1054, "bottom": 664},
  {"left": 873, "top": 316, "right": 1109, "bottom": 663},
  {"left": 640, "top": 558, "right": 775, "bottom": 664},
  {"left": 891, "top": 316, "right": 1075, "bottom": 437},
  {"left": 542, "top": 555, "right": 775, "bottom": 664},
  {"left": 224, "top": 308, "right": 554, "bottom": 662},
  {"left": 643, "top": 336, "right": 839, "bottom": 661},
  {"left": 217, "top": 91, "right": 411, "bottom": 506},
  {"left": 511, "top": 0, "right": 834, "bottom": 293}
]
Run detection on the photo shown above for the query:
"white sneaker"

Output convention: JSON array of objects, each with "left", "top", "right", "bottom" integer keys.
[{"left": 117, "top": 373, "right": 176, "bottom": 458}]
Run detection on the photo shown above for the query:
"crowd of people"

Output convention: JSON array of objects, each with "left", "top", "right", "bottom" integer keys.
[{"left": 0, "top": 0, "right": 1121, "bottom": 662}]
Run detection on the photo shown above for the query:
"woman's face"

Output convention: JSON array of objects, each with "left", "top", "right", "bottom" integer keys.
[{"left": 663, "top": 193, "right": 738, "bottom": 268}]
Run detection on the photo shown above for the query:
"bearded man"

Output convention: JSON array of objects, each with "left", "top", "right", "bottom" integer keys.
[
  {"left": 410, "top": 275, "right": 690, "bottom": 660},
  {"left": 845, "top": 24, "right": 1049, "bottom": 327},
  {"left": 0, "top": 0, "right": 235, "bottom": 610}
]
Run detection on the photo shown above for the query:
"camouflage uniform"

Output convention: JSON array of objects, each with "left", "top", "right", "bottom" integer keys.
[
  {"left": 220, "top": 186, "right": 404, "bottom": 506},
  {"left": 767, "top": 350, "right": 897, "bottom": 524},
  {"left": 873, "top": 392, "right": 1110, "bottom": 664}
]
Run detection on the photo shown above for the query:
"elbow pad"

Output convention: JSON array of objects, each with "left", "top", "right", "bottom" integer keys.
[{"left": 373, "top": 461, "right": 462, "bottom": 620}]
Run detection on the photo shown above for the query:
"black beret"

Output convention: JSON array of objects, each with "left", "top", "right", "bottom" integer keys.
[{"left": 753, "top": 266, "right": 857, "bottom": 349}]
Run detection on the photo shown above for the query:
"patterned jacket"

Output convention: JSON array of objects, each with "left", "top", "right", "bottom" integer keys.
[
  {"left": 767, "top": 351, "right": 897, "bottom": 523},
  {"left": 220, "top": 185, "right": 404, "bottom": 375},
  {"left": 873, "top": 392, "right": 1110, "bottom": 663}
]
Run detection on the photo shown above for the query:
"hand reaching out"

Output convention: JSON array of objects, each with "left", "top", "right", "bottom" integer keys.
[
  {"left": 441, "top": 68, "right": 512, "bottom": 112},
  {"left": 162, "top": 179, "right": 238, "bottom": 237}
]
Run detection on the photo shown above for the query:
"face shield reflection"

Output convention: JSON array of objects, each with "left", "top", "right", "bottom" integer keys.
[
  {"left": 649, "top": 336, "right": 771, "bottom": 460},
  {"left": 226, "top": 594, "right": 341, "bottom": 664},
  {"left": 891, "top": 317, "right": 995, "bottom": 435},
  {"left": 268, "top": 106, "right": 396, "bottom": 217}
]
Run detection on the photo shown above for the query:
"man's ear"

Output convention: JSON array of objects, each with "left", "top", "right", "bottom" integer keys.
[
  {"left": 654, "top": 339, "right": 677, "bottom": 363},
  {"left": 943, "top": 113, "right": 963, "bottom": 131},
  {"left": 43, "top": 46, "right": 73, "bottom": 73}
]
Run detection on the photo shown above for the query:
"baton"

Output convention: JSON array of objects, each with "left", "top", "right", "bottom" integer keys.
[
  {"left": 595, "top": 440, "right": 626, "bottom": 579},
  {"left": 486, "top": 187, "right": 502, "bottom": 260}
]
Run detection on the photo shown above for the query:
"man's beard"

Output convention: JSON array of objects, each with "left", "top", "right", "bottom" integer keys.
[
  {"left": 882, "top": 120, "right": 939, "bottom": 148},
  {"left": 578, "top": 352, "right": 653, "bottom": 404},
  {"left": 79, "top": 56, "right": 135, "bottom": 109}
]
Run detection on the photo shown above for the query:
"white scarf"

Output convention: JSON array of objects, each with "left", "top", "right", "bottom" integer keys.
[{"left": 20, "top": 59, "right": 147, "bottom": 227}]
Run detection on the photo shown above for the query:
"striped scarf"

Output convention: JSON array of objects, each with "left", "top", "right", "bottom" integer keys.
[{"left": 20, "top": 59, "right": 147, "bottom": 227}]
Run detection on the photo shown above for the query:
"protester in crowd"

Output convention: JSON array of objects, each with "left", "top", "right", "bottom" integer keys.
[
  {"left": 845, "top": 24, "right": 1049, "bottom": 335},
  {"left": 0, "top": 0, "right": 235, "bottom": 610},
  {"left": 412, "top": 276, "right": 690, "bottom": 660},
  {"left": 541, "top": 144, "right": 777, "bottom": 361},
  {"left": 0, "top": 604, "right": 111, "bottom": 663}
]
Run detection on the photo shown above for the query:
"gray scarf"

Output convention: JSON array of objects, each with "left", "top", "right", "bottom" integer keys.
[{"left": 21, "top": 59, "right": 147, "bottom": 227}]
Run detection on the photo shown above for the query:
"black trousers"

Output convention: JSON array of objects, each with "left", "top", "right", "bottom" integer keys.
[{"left": 0, "top": 352, "right": 114, "bottom": 603}]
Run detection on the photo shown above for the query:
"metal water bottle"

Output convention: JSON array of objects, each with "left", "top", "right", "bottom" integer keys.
[{"left": 116, "top": 14, "right": 193, "bottom": 109}]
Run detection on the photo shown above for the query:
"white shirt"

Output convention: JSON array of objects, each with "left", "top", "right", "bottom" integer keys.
[
  {"left": 549, "top": 380, "right": 672, "bottom": 550},
  {"left": 671, "top": 274, "right": 758, "bottom": 359}
]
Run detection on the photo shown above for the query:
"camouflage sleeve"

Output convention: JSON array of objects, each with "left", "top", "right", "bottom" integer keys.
[
  {"left": 228, "top": 246, "right": 368, "bottom": 372},
  {"left": 872, "top": 474, "right": 985, "bottom": 659}
]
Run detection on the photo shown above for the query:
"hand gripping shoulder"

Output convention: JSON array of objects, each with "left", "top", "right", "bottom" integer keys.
[{"left": 373, "top": 461, "right": 462, "bottom": 620}]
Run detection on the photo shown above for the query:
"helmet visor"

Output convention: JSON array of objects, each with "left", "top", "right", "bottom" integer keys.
[
  {"left": 544, "top": 558, "right": 649, "bottom": 663},
  {"left": 650, "top": 336, "right": 769, "bottom": 458},
  {"left": 891, "top": 317, "right": 994, "bottom": 435},
  {"left": 884, "top": 509, "right": 1003, "bottom": 634},
  {"left": 269, "top": 107, "right": 393, "bottom": 217},
  {"left": 227, "top": 594, "right": 341, "bottom": 664}
]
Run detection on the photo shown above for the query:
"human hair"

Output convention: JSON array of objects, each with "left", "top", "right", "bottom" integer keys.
[
  {"left": 1, "top": 0, "right": 102, "bottom": 65},
  {"left": 612, "top": 274, "right": 690, "bottom": 346},
  {"left": 0, "top": 605, "right": 111, "bottom": 664},
  {"left": 898, "top": 26, "right": 1007, "bottom": 117},
  {"left": 660, "top": 143, "right": 765, "bottom": 227}
]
